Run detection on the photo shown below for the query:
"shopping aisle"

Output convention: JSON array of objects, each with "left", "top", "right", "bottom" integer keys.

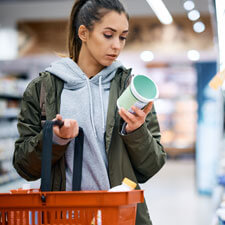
[{"left": 141, "top": 158, "right": 214, "bottom": 225}]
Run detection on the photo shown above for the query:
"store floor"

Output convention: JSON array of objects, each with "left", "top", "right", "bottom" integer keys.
[
  {"left": 0, "top": 158, "right": 215, "bottom": 225},
  {"left": 141, "top": 158, "right": 214, "bottom": 225}
]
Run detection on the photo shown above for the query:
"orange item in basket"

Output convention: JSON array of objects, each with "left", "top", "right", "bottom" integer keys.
[{"left": 0, "top": 188, "right": 144, "bottom": 225}]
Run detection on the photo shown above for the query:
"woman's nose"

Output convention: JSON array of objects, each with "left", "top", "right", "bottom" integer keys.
[{"left": 111, "top": 38, "right": 121, "bottom": 50}]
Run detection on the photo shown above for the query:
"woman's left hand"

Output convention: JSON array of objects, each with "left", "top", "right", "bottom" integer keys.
[{"left": 118, "top": 102, "right": 153, "bottom": 133}]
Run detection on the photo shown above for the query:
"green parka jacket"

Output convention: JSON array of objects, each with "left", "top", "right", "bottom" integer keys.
[{"left": 13, "top": 66, "right": 166, "bottom": 225}]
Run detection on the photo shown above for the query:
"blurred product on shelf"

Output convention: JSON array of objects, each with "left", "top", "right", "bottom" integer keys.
[
  {"left": 150, "top": 65, "right": 197, "bottom": 157},
  {"left": 0, "top": 76, "right": 29, "bottom": 98},
  {"left": 0, "top": 56, "right": 58, "bottom": 187},
  {"left": 0, "top": 70, "right": 30, "bottom": 186},
  {"left": 216, "top": 202, "right": 225, "bottom": 225},
  {"left": 0, "top": 100, "right": 20, "bottom": 119}
]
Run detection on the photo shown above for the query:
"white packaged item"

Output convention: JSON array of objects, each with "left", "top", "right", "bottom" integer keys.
[{"left": 108, "top": 177, "right": 137, "bottom": 192}]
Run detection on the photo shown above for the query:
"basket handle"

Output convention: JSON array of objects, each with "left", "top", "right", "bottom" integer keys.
[{"left": 40, "top": 120, "right": 84, "bottom": 192}]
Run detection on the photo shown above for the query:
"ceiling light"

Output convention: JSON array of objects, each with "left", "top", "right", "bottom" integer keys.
[
  {"left": 187, "top": 50, "right": 200, "bottom": 61},
  {"left": 183, "top": 1, "right": 195, "bottom": 11},
  {"left": 188, "top": 10, "right": 200, "bottom": 21},
  {"left": 140, "top": 51, "right": 154, "bottom": 62},
  {"left": 0, "top": 28, "right": 18, "bottom": 60},
  {"left": 193, "top": 21, "right": 205, "bottom": 33},
  {"left": 215, "top": 0, "right": 225, "bottom": 70},
  {"left": 146, "top": 0, "right": 173, "bottom": 25}
]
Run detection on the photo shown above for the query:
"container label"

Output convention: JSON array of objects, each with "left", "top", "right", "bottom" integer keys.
[{"left": 128, "top": 101, "right": 147, "bottom": 113}]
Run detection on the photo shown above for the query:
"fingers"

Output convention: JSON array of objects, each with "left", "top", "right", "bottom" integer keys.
[
  {"left": 130, "top": 106, "right": 146, "bottom": 125},
  {"left": 118, "top": 102, "right": 153, "bottom": 133},
  {"left": 143, "top": 102, "right": 153, "bottom": 114},
  {"left": 52, "top": 116, "right": 79, "bottom": 139},
  {"left": 60, "top": 119, "right": 79, "bottom": 138},
  {"left": 119, "top": 108, "right": 136, "bottom": 124},
  {"left": 131, "top": 106, "right": 145, "bottom": 118},
  {"left": 56, "top": 114, "right": 63, "bottom": 121},
  {"left": 52, "top": 114, "right": 63, "bottom": 122},
  {"left": 67, "top": 120, "right": 79, "bottom": 138}
]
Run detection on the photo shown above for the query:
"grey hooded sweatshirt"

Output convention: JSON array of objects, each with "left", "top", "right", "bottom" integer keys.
[{"left": 45, "top": 57, "right": 122, "bottom": 191}]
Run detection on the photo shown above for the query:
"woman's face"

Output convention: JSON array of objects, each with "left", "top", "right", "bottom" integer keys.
[{"left": 83, "top": 11, "right": 129, "bottom": 67}]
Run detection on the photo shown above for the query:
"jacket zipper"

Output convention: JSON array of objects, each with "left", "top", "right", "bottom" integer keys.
[{"left": 107, "top": 68, "right": 132, "bottom": 186}]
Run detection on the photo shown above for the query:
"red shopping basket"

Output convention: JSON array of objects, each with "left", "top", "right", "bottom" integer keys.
[
  {"left": 0, "top": 121, "right": 144, "bottom": 224},
  {"left": 0, "top": 188, "right": 144, "bottom": 225}
]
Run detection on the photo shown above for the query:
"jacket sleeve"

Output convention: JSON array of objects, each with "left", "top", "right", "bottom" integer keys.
[
  {"left": 13, "top": 78, "right": 68, "bottom": 181},
  {"left": 119, "top": 105, "right": 166, "bottom": 183}
]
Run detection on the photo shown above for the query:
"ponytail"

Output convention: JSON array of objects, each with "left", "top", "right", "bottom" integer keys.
[{"left": 68, "top": 0, "right": 89, "bottom": 62}]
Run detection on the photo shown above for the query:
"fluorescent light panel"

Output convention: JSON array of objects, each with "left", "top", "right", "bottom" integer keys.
[
  {"left": 215, "top": 0, "right": 225, "bottom": 71},
  {"left": 188, "top": 10, "right": 200, "bottom": 21},
  {"left": 187, "top": 50, "right": 200, "bottom": 61},
  {"left": 183, "top": 1, "right": 195, "bottom": 11},
  {"left": 193, "top": 21, "right": 205, "bottom": 33},
  {"left": 140, "top": 51, "right": 154, "bottom": 62},
  {"left": 146, "top": 0, "right": 173, "bottom": 25},
  {"left": 0, "top": 28, "right": 18, "bottom": 60}
]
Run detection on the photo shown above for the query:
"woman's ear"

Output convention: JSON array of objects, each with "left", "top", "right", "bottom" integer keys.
[{"left": 78, "top": 25, "right": 89, "bottom": 42}]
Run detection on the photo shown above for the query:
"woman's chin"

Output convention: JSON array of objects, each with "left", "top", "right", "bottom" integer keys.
[{"left": 101, "top": 59, "right": 115, "bottom": 67}]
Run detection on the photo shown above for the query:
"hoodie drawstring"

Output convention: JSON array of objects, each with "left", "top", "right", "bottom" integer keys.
[
  {"left": 85, "top": 76, "right": 97, "bottom": 138},
  {"left": 85, "top": 76, "right": 105, "bottom": 138},
  {"left": 98, "top": 76, "right": 105, "bottom": 134}
]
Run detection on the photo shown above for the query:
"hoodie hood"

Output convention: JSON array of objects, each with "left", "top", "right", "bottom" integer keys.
[{"left": 45, "top": 57, "right": 122, "bottom": 90}]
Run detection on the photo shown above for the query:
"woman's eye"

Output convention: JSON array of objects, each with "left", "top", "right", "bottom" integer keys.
[
  {"left": 120, "top": 36, "right": 127, "bottom": 41},
  {"left": 104, "top": 34, "right": 112, "bottom": 39}
]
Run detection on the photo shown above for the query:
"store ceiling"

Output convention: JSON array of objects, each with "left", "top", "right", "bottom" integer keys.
[
  {"left": 0, "top": 0, "right": 211, "bottom": 16},
  {"left": 0, "top": 0, "right": 216, "bottom": 61},
  {"left": 121, "top": 0, "right": 211, "bottom": 16}
]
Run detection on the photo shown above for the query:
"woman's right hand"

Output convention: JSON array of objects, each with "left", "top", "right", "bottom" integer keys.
[{"left": 53, "top": 114, "right": 79, "bottom": 139}]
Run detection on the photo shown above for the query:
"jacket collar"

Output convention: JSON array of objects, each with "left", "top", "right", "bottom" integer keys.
[{"left": 105, "top": 67, "right": 132, "bottom": 154}]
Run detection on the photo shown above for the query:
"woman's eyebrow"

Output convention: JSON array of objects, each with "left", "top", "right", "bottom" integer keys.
[{"left": 104, "top": 27, "right": 129, "bottom": 33}]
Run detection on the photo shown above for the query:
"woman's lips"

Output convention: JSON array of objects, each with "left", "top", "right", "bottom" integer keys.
[{"left": 106, "top": 54, "right": 117, "bottom": 59}]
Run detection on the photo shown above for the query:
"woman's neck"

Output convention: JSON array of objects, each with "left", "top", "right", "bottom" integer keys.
[{"left": 77, "top": 49, "right": 104, "bottom": 78}]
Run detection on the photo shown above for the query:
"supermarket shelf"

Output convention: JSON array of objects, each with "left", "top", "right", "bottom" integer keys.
[
  {"left": 0, "top": 153, "right": 12, "bottom": 161},
  {"left": 0, "top": 115, "right": 18, "bottom": 120},
  {"left": 0, "top": 94, "right": 22, "bottom": 100},
  {"left": 0, "top": 177, "right": 25, "bottom": 193},
  {"left": 0, "top": 71, "right": 27, "bottom": 193},
  {"left": 0, "top": 171, "right": 20, "bottom": 186},
  {"left": 165, "top": 146, "right": 195, "bottom": 158},
  {"left": 0, "top": 135, "right": 18, "bottom": 139}
]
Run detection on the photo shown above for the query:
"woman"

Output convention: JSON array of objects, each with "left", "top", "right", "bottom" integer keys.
[{"left": 13, "top": 0, "right": 166, "bottom": 224}]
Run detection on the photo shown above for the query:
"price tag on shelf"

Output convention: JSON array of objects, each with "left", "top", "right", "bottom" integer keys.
[{"left": 209, "top": 69, "right": 225, "bottom": 90}]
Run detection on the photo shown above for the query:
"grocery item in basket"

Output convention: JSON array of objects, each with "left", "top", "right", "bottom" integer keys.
[
  {"left": 91, "top": 178, "right": 137, "bottom": 224},
  {"left": 108, "top": 177, "right": 137, "bottom": 192}
]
